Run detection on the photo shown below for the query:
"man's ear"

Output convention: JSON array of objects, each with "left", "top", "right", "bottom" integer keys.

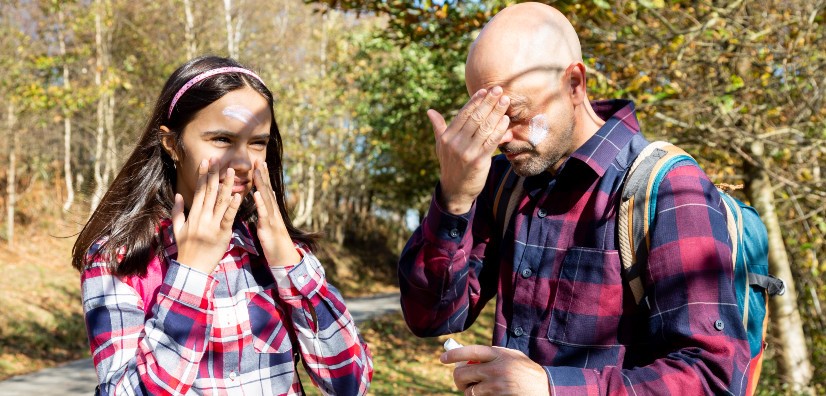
[
  {"left": 565, "top": 62, "right": 587, "bottom": 106},
  {"left": 158, "top": 126, "right": 179, "bottom": 162}
]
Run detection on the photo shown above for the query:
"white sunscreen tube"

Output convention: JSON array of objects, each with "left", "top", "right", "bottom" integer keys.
[{"left": 443, "top": 338, "right": 469, "bottom": 366}]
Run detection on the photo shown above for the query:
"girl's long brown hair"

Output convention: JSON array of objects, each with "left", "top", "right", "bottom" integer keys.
[{"left": 72, "top": 55, "right": 317, "bottom": 276}]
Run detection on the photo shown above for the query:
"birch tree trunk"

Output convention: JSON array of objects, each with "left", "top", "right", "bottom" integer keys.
[
  {"left": 58, "top": 7, "right": 74, "bottom": 212},
  {"left": 222, "top": 0, "right": 243, "bottom": 58},
  {"left": 91, "top": 0, "right": 106, "bottom": 212},
  {"left": 6, "top": 102, "right": 16, "bottom": 246},
  {"left": 293, "top": 153, "right": 315, "bottom": 227},
  {"left": 746, "top": 142, "right": 814, "bottom": 394},
  {"left": 183, "top": 0, "right": 196, "bottom": 59},
  {"left": 103, "top": 93, "right": 116, "bottom": 186}
]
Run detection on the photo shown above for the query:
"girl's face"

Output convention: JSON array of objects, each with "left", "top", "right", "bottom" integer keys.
[{"left": 161, "top": 86, "right": 272, "bottom": 208}]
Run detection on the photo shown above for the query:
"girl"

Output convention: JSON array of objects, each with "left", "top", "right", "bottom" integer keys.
[{"left": 72, "top": 56, "right": 373, "bottom": 395}]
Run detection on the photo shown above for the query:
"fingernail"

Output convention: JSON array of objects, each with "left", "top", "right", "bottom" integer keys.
[
  {"left": 263, "top": 162, "right": 268, "bottom": 170},
  {"left": 499, "top": 95, "right": 510, "bottom": 106},
  {"left": 200, "top": 159, "right": 207, "bottom": 168},
  {"left": 491, "top": 86, "right": 503, "bottom": 95}
]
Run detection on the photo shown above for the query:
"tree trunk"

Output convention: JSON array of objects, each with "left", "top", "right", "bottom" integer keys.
[
  {"left": 6, "top": 102, "right": 16, "bottom": 246},
  {"left": 91, "top": 0, "right": 105, "bottom": 212},
  {"left": 58, "top": 7, "right": 74, "bottom": 212},
  {"left": 745, "top": 142, "right": 814, "bottom": 394},
  {"left": 222, "top": 0, "right": 242, "bottom": 58},
  {"left": 183, "top": 0, "right": 196, "bottom": 59},
  {"left": 293, "top": 154, "right": 315, "bottom": 228},
  {"left": 103, "top": 93, "right": 116, "bottom": 186}
]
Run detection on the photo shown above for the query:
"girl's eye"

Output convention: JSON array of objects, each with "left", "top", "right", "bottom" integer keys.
[{"left": 213, "top": 137, "right": 232, "bottom": 145}]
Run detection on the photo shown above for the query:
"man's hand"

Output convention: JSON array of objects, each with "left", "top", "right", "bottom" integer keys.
[
  {"left": 428, "top": 87, "right": 510, "bottom": 215},
  {"left": 441, "top": 344, "right": 550, "bottom": 396}
]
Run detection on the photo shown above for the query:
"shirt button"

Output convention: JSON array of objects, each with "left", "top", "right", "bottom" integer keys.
[
  {"left": 521, "top": 268, "right": 533, "bottom": 278},
  {"left": 513, "top": 326, "right": 524, "bottom": 337},
  {"left": 229, "top": 371, "right": 237, "bottom": 380},
  {"left": 449, "top": 228, "right": 460, "bottom": 238},
  {"left": 537, "top": 208, "right": 547, "bottom": 218},
  {"left": 714, "top": 320, "right": 725, "bottom": 331}
]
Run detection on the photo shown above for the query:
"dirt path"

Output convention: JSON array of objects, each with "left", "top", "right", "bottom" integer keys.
[{"left": 0, "top": 292, "right": 401, "bottom": 396}]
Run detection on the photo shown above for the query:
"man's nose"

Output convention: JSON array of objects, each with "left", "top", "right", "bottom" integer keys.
[{"left": 498, "top": 127, "right": 514, "bottom": 146}]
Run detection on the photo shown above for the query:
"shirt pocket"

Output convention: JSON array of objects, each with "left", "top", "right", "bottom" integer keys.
[
  {"left": 547, "top": 247, "right": 623, "bottom": 348},
  {"left": 246, "top": 288, "right": 293, "bottom": 354}
]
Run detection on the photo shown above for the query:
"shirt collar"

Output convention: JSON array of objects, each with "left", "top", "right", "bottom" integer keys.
[
  {"left": 567, "top": 99, "right": 640, "bottom": 177},
  {"left": 158, "top": 218, "right": 260, "bottom": 259}
]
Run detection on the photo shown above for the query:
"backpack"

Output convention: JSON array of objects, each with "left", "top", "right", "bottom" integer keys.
[{"left": 492, "top": 141, "right": 785, "bottom": 395}]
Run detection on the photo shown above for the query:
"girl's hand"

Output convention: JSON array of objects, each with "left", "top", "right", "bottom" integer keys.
[
  {"left": 253, "top": 160, "right": 301, "bottom": 267},
  {"left": 171, "top": 158, "right": 242, "bottom": 274}
]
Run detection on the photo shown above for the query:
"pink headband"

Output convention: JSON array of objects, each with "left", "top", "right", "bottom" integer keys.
[{"left": 168, "top": 67, "right": 265, "bottom": 118}]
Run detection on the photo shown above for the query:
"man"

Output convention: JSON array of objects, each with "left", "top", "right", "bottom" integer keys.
[{"left": 398, "top": 3, "right": 750, "bottom": 395}]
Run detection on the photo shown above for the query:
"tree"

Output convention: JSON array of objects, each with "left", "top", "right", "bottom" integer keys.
[{"left": 57, "top": 3, "right": 75, "bottom": 212}]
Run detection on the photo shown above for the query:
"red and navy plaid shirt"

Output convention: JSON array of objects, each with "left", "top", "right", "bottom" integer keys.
[
  {"left": 82, "top": 219, "right": 372, "bottom": 395},
  {"left": 399, "top": 100, "right": 750, "bottom": 395}
]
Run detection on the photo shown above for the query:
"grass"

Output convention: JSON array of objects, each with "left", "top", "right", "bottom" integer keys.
[
  {"left": 0, "top": 225, "right": 88, "bottom": 380},
  {"left": 298, "top": 305, "right": 496, "bottom": 396}
]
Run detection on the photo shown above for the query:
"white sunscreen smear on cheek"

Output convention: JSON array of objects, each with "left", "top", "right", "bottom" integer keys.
[
  {"left": 528, "top": 114, "right": 550, "bottom": 147},
  {"left": 222, "top": 105, "right": 260, "bottom": 125}
]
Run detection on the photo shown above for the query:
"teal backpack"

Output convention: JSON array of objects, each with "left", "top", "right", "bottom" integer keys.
[
  {"left": 492, "top": 141, "right": 785, "bottom": 395},
  {"left": 618, "top": 141, "right": 785, "bottom": 395}
]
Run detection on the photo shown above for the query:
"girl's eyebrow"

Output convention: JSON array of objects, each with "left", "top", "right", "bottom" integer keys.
[{"left": 201, "top": 129, "right": 270, "bottom": 139}]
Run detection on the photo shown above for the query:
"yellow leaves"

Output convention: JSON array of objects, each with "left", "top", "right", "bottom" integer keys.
[
  {"left": 434, "top": 5, "right": 448, "bottom": 19},
  {"left": 638, "top": 0, "right": 665, "bottom": 9},
  {"left": 798, "top": 168, "right": 813, "bottom": 182},
  {"left": 668, "top": 35, "right": 685, "bottom": 52},
  {"left": 760, "top": 72, "right": 771, "bottom": 87},
  {"left": 627, "top": 75, "right": 650, "bottom": 92}
]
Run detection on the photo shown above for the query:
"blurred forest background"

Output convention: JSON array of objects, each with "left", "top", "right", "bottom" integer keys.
[{"left": 0, "top": 0, "right": 823, "bottom": 394}]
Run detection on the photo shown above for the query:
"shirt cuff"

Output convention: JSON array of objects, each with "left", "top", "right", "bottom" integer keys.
[
  {"left": 423, "top": 184, "right": 474, "bottom": 245},
  {"left": 270, "top": 247, "right": 324, "bottom": 300},
  {"left": 160, "top": 259, "right": 217, "bottom": 310}
]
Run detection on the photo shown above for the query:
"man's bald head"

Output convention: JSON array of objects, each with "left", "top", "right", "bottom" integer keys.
[{"left": 466, "top": 2, "right": 582, "bottom": 94}]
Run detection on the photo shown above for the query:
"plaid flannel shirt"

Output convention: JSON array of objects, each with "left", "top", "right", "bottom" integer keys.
[
  {"left": 82, "top": 219, "right": 372, "bottom": 395},
  {"left": 399, "top": 100, "right": 750, "bottom": 395}
]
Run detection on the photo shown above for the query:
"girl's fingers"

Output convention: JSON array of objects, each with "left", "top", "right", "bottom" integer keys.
[
  {"left": 189, "top": 159, "right": 209, "bottom": 215},
  {"left": 220, "top": 193, "right": 242, "bottom": 231},
  {"left": 253, "top": 190, "right": 268, "bottom": 220},
  {"left": 253, "top": 164, "right": 277, "bottom": 222},
  {"left": 202, "top": 158, "right": 220, "bottom": 214},
  {"left": 260, "top": 162, "right": 279, "bottom": 205},
  {"left": 215, "top": 167, "right": 234, "bottom": 215},
  {"left": 171, "top": 193, "right": 185, "bottom": 237}
]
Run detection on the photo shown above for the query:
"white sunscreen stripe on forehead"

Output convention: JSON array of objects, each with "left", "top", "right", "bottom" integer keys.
[
  {"left": 222, "top": 105, "right": 260, "bottom": 125},
  {"left": 528, "top": 114, "right": 550, "bottom": 147}
]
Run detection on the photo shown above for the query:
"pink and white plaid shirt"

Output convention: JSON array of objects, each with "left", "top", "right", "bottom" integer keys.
[{"left": 81, "top": 219, "right": 373, "bottom": 395}]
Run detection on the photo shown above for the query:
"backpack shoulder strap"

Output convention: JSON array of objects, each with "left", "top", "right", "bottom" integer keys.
[
  {"left": 492, "top": 163, "right": 524, "bottom": 239},
  {"left": 618, "top": 141, "right": 697, "bottom": 305}
]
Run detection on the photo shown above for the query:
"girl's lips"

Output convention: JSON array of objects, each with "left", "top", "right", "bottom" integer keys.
[
  {"left": 220, "top": 178, "right": 250, "bottom": 194},
  {"left": 232, "top": 179, "right": 249, "bottom": 193}
]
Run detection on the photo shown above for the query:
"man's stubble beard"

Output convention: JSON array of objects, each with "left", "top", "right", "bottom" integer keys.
[{"left": 506, "top": 121, "right": 574, "bottom": 177}]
